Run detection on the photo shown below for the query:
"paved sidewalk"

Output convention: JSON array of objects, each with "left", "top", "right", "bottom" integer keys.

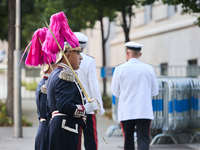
[{"left": 0, "top": 100, "right": 200, "bottom": 150}]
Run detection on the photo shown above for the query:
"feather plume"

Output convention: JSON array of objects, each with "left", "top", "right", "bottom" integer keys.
[
  {"left": 42, "top": 11, "right": 79, "bottom": 54},
  {"left": 25, "top": 27, "right": 57, "bottom": 66}
]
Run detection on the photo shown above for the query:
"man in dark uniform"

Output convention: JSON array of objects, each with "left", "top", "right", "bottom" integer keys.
[
  {"left": 46, "top": 43, "right": 100, "bottom": 150},
  {"left": 35, "top": 63, "right": 57, "bottom": 150}
]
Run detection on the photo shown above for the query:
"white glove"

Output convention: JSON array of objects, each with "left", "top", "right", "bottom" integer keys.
[{"left": 84, "top": 99, "right": 99, "bottom": 114}]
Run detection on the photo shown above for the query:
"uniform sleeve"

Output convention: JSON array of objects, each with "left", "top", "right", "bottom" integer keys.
[
  {"left": 39, "top": 93, "right": 47, "bottom": 119},
  {"left": 55, "top": 80, "right": 84, "bottom": 116},
  {"left": 151, "top": 68, "right": 159, "bottom": 96},
  {"left": 111, "top": 66, "right": 121, "bottom": 98},
  {"left": 88, "top": 59, "right": 105, "bottom": 115}
]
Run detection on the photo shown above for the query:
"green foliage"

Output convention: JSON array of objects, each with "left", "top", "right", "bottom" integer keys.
[
  {"left": 104, "top": 109, "right": 112, "bottom": 119},
  {"left": 22, "top": 81, "right": 38, "bottom": 91},
  {"left": 102, "top": 95, "right": 112, "bottom": 109},
  {"left": 162, "top": 0, "right": 200, "bottom": 26},
  {"left": 0, "top": 102, "right": 12, "bottom": 126},
  {"left": 0, "top": 0, "right": 8, "bottom": 40},
  {"left": 22, "top": 116, "right": 32, "bottom": 126},
  {"left": 140, "top": 0, "right": 158, "bottom": 5},
  {"left": 0, "top": 101, "right": 32, "bottom": 126}
]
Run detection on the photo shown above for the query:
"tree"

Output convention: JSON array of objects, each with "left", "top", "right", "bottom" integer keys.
[
  {"left": 111, "top": 0, "right": 157, "bottom": 42},
  {"left": 0, "top": 0, "right": 8, "bottom": 40},
  {"left": 6, "top": 0, "right": 15, "bottom": 120},
  {"left": 76, "top": 0, "right": 116, "bottom": 96},
  {"left": 162, "top": 0, "right": 200, "bottom": 26},
  {"left": 0, "top": 0, "right": 34, "bottom": 120}
]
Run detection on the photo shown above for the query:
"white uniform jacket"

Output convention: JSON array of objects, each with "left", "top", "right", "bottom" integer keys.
[
  {"left": 77, "top": 52, "right": 105, "bottom": 115},
  {"left": 111, "top": 58, "right": 159, "bottom": 122}
]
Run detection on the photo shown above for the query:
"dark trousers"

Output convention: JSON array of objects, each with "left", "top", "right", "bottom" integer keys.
[
  {"left": 83, "top": 114, "right": 98, "bottom": 150},
  {"left": 35, "top": 121, "right": 48, "bottom": 150},
  {"left": 121, "top": 119, "right": 151, "bottom": 150}
]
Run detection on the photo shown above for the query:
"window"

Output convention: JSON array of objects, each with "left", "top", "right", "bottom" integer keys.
[
  {"left": 187, "top": 59, "right": 199, "bottom": 78},
  {"left": 160, "top": 63, "right": 168, "bottom": 76},
  {"left": 167, "top": 5, "right": 177, "bottom": 18},
  {"left": 144, "top": 5, "right": 153, "bottom": 24},
  {"left": 188, "top": 59, "right": 197, "bottom": 65}
]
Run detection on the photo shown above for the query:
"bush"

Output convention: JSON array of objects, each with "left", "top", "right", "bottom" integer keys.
[
  {"left": 22, "top": 116, "right": 32, "bottom": 126},
  {"left": 21, "top": 81, "right": 38, "bottom": 91},
  {"left": 104, "top": 110, "right": 112, "bottom": 119},
  {"left": 102, "top": 95, "right": 112, "bottom": 109},
  {"left": 0, "top": 102, "right": 12, "bottom": 126},
  {"left": 0, "top": 102, "right": 32, "bottom": 127}
]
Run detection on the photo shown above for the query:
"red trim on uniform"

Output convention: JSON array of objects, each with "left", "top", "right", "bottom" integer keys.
[
  {"left": 52, "top": 111, "right": 59, "bottom": 116},
  {"left": 80, "top": 105, "right": 85, "bottom": 111},
  {"left": 77, "top": 125, "right": 82, "bottom": 150},
  {"left": 57, "top": 66, "right": 63, "bottom": 69},
  {"left": 120, "top": 122, "right": 125, "bottom": 150},
  {"left": 43, "top": 76, "right": 48, "bottom": 79},
  {"left": 92, "top": 114, "right": 98, "bottom": 150},
  {"left": 149, "top": 121, "right": 151, "bottom": 136}
]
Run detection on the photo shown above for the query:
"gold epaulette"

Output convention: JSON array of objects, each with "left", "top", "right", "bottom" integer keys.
[
  {"left": 41, "top": 84, "right": 47, "bottom": 94},
  {"left": 58, "top": 70, "right": 75, "bottom": 82}
]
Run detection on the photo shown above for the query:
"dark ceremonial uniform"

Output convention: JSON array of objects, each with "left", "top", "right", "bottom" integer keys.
[
  {"left": 83, "top": 114, "right": 98, "bottom": 149},
  {"left": 46, "top": 63, "right": 86, "bottom": 150},
  {"left": 35, "top": 73, "right": 49, "bottom": 150}
]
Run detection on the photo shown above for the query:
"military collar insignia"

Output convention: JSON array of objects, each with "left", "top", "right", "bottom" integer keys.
[
  {"left": 43, "top": 73, "right": 50, "bottom": 79},
  {"left": 57, "top": 63, "right": 71, "bottom": 70}
]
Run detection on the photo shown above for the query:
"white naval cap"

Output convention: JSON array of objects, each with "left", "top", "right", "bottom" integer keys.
[
  {"left": 125, "top": 41, "right": 143, "bottom": 51},
  {"left": 74, "top": 32, "right": 89, "bottom": 50}
]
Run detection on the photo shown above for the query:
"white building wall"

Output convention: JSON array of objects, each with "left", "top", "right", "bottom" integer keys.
[
  {"left": 0, "top": 40, "right": 8, "bottom": 63},
  {"left": 81, "top": 2, "right": 200, "bottom": 94}
]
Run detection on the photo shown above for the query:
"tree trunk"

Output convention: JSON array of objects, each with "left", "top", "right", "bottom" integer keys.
[
  {"left": 99, "top": 8, "right": 107, "bottom": 96},
  {"left": 121, "top": 6, "right": 132, "bottom": 42},
  {"left": 6, "top": 0, "right": 16, "bottom": 120},
  {"left": 98, "top": 7, "right": 111, "bottom": 96}
]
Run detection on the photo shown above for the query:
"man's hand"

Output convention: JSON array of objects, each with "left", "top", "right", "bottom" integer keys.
[{"left": 84, "top": 99, "right": 100, "bottom": 114}]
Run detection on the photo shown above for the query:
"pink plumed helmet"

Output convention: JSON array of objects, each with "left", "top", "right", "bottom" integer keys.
[
  {"left": 22, "top": 27, "right": 57, "bottom": 66},
  {"left": 42, "top": 11, "right": 79, "bottom": 55}
]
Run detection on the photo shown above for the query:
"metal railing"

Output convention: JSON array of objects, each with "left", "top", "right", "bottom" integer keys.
[
  {"left": 0, "top": 67, "right": 41, "bottom": 101},
  {"left": 154, "top": 65, "right": 200, "bottom": 78}
]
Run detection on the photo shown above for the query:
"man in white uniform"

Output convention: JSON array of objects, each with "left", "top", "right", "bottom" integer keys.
[
  {"left": 111, "top": 41, "right": 159, "bottom": 150},
  {"left": 74, "top": 32, "right": 105, "bottom": 150}
]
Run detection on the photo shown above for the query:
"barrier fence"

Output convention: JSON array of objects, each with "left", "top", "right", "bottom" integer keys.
[{"left": 150, "top": 77, "right": 200, "bottom": 144}]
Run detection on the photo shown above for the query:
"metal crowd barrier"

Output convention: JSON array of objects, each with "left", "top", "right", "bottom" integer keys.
[
  {"left": 151, "top": 77, "right": 200, "bottom": 145},
  {"left": 106, "top": 77, "right": 200, "bottom": 145}
]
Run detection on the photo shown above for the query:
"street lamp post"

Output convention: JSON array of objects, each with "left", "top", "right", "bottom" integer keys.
[{"left": 14, "top": 0, "right": 22, "bottom": 138}]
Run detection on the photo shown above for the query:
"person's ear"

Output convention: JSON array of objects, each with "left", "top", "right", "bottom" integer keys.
[
  {"left": 139, "top": 53, "right": 142, "bottom": 57},
  {"left": 65, "top": 52, "right": 70, "bottom": 59},
  {"left": 127, "top": 50, "right": 129, "bottom": 56}
]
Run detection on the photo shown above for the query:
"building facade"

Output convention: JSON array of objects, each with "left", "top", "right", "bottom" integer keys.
[{"left": 83, "top": 1, "right": 200, "bottom": 94}]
